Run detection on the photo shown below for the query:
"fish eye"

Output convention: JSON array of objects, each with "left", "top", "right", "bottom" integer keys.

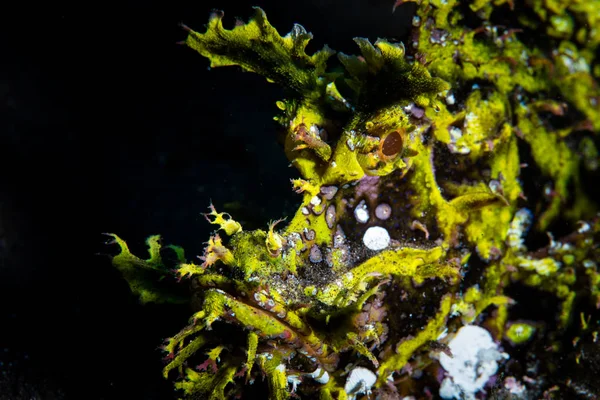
[{"left": 380, "top": 130, "right": 403, "bottom": 158}]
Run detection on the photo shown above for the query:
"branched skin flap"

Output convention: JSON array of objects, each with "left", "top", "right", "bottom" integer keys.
[{"left": 109, "top": 2, "right": 600, "bottom": 399}]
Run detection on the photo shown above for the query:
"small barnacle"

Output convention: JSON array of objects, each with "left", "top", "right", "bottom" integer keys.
[
  {"left": 320, "top": 185, "right": 338, "bottom": 200},
  {"left": 334, "top": 225, "right": 346, "bottom": 248},
  {"left": 266, "top": 218, "right": 287, "bottom": 257},
  {"left": 325, "top": 204, "right": 336, "bottom": 229},
  {"left": 429, "top": 28, "right": 449, "bottom": 45},
  {"left": 309, "top": 245, "right": 323, "bottom": 263},
  {"left": 304, "top": 228, "right": 316, "bottom": 241},
  {"left": 375, "top": 203, "right": 392, "bottom": 220},
  {"left": 404, "top": 103, "right": 425, "bottom": 119}
]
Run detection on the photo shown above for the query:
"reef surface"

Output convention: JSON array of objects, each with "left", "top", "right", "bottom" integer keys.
[{"left": 108, "top": 1, "right": 600, "bottom": 398}]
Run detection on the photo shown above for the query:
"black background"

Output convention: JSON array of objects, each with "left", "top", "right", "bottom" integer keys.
[{"left": 0, "top": 1, "right": 416, "bottom": 398}]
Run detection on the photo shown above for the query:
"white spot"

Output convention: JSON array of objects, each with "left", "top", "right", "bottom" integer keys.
[
  {"left": 346, "top": 138, "right": 355, "bottom": 151},
  {"left": 363, "top": 226, "right": 390, "bottom": 251},
  {"left": 439, "top": 325, "right": 508, "bottom": 400},
  {"left": 275, "top": 363, "right": 286, "bottom": 372},
  {"left": 308, "top": 367, "right": 329, "bottom": 384},
  {"left": 412, "top": 16, "right": 421, "bottom": 27},
  {"left": 302, "top": 206, "right": 310, "bottom": 215},
  {"left": 504, "top": 377, "right": 526, "bottom": 395},
  {"left": 449, "top": 126, "right": 462, "bottom": 141},
  {"left": 354, "top": 200, "right": 370, "bottom": 223},
  {"left": 310, "top": 196, "right": 322, "bottom": 206},
  {"left": 437, "top": 327, "right": 448, "bottom": 341},
  {"left": 344, "top": 367, "right": 377, "bottom": 399},
  {"left": 287, "top": 375, "right": 301, "bottom": 392},
  {"left": 446, "top": 93, "right": 455, "bottom": 105},
  {"left": 578, "top": 221, "right": 591, "bottom": 234}
]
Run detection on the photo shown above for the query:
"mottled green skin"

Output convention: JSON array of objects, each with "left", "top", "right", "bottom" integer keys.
[{"left": 109, "top": 2, "right": 600, "bottom": 399}]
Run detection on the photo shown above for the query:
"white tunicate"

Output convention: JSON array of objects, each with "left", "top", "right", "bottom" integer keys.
[
  {"left": 344, "top": 367, "right": 377, "bottom": 399},
  {"left": 354, "top": 200, "right": 370, "bottom": 223},
  {"left": 439, "top": 325, "right": 508, "bottom": 400},
  {"left": 363, "top": 226, "right": 390, "bottom": 251}
]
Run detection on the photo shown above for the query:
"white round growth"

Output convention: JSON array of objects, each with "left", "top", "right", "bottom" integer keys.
[
  {"left": 375, "top": 203, "right": 392, "bottom": 220},
  {"left": 439, "top": 325, "right": 508, "bottom": 400},
  {"left": 363, "top": 226, "right": 390, "bottom": 251}
]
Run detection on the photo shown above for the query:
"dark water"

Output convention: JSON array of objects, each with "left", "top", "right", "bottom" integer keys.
[{"left": 0, "top": 1, "right": 416, "bottom": 398}]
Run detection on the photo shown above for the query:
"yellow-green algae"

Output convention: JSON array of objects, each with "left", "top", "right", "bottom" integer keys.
[{"left": 109, "top": 2, "right": 600, "bottom": 399}]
